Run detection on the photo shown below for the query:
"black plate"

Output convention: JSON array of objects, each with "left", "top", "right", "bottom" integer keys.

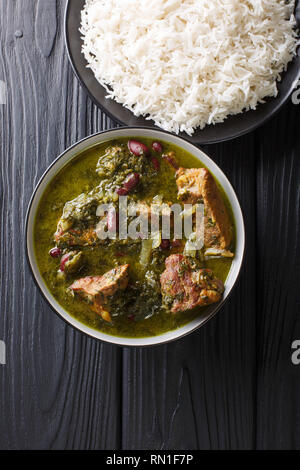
[{"left": 65, "top": 0, "right": 300, "bottom": 144}]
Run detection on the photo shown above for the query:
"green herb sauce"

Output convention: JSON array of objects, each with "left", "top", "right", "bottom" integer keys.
[{"left": 34, "top": 137, "right": 235, "bottom": 338}]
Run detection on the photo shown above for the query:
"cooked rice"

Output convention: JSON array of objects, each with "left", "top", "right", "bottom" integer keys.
[{"left": 81, "top": 0, "right": 298, "bottom": 135}]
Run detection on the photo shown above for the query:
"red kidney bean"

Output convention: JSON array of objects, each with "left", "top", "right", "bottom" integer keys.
[
  {"left": 116, "top": 187, "right": 128, "bottom": 196},
  {"left": 162, "top": 153, "right": 179, "bottom": 170},
  {"left": 49, "top": 247, "right": 62, "bottom": 258},
  {"left": 107, "top": 208, "right": 118, "bottom": 232},
  {"left": 160, "top": 239, "right": 170, "bottom": 250},
  {"left": 116, "top": 173, "right": 140, "bottom": 195},
  {"left": 123, "top": 172, "right": 140, "bottom": 192},
  {"left": 152, "top": 141, "right": 163, "bottom": 153},
  {"left": 151, "top": 156, "right": 160, "bottom": 171},
  {"left": 128, "top": 140, "right": 149, "bottom": 156},
  {"left": 60, "top": 253, "right": 70, "bottom": 272}
]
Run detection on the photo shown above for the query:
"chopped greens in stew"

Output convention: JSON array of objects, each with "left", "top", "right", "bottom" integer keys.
[{"left": 34, "top": 137, "right": 235, "bottom": 338}]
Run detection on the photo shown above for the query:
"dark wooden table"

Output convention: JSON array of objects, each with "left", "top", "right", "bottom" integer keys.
[{"left": 1, "top": 0, "right": 300, "bottom": 450}]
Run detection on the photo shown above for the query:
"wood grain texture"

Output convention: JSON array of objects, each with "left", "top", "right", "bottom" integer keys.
[
  {"left": 0, "top": 0, "right": 121, "bottom": 450},
  {"left": 255, "top": 103, "right": 300, "bottom": 449},
  {"left": 1, "top": 0, "right": 300, "bottom": 450},
  {"left": 122, "top": 136, "right": 257, "bottom": 450},
  {"left": 35, "top": 0, "right": 57, "bottom": 57}
]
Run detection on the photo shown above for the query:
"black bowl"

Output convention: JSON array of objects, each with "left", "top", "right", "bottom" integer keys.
[{"left": 65, "top": 0, "right": 300, "bottom": 144}]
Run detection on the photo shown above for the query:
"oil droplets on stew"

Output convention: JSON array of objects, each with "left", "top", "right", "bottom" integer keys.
[{"left": 34, "top": 137, "right": 235, "bottom": 338}]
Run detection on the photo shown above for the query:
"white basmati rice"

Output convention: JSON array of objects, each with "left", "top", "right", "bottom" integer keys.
[{"left": 80, "top": 0, "right": 298, "bottom": 135}]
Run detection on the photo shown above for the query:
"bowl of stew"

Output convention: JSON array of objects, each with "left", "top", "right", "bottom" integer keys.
[{"left": 26, "top": 128, "right": 245, "bottom": 346}]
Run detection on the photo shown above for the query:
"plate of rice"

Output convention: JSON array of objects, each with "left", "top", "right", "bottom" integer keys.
[{"left": 65, "top": 0, "right": 300, "bottom": 143}]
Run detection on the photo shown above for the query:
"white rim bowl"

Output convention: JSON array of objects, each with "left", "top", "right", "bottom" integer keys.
[{"left": 26, "top": 127, "right": 245, "bottom": 347}]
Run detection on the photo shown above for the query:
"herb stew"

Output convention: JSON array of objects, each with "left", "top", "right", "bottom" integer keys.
[{"left": 34, "top": 137, "right": 235, "bottom": 338}]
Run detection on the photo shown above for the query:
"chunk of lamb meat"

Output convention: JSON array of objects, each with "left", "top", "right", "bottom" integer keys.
[
  {"left": 69, "top": 264, "right": 129, "bottom": 322},
  {"left": 176, "top": 167, "right": 233, "bottom": 251},
  {"left": 55, "top": 201, "right": 173, "bottom": 248},
  {"left": 160, "top": 254, "right": 224, "bottom": 313},
  {"left": 55, "top": 226, "right": 99, "bottom": 247}
]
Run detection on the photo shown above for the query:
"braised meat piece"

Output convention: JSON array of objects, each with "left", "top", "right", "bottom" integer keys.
[
  {"left": 58, "top": 250, "right": 84, "bottom": 277},
  {"left": 54, "top": 188, "right": 104, "bottom": 248},
  {"left": 176, "top": 168, "right": 204, "bottom": 204},
  {"left": 55, "top": 227, "right": 99, "bottom": 247},
  {"left": 176, "top": 167, "right": 233, "bottom": 250},
  {"left": 69, "top": 264, "right": 130, "bottom": 322},
  {"left": 55, "top": 201, "right": 174, "bottom": 248},
  {"left": 160, "top": 254, "right": 224, "bottom": 313}
]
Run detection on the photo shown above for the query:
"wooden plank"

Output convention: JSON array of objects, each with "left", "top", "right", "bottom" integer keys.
[
  {"left": 256, "top": 102, "right": 300, "bottom": 449},
  {"left": 0, "top": 0, "right": 121, "bottom": 450},
  {"left": 1, "top": 0, "right": 299, "bottom": 451},
  {"left": 122, "top": 135, "right": 257, "bottom": 450}
]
